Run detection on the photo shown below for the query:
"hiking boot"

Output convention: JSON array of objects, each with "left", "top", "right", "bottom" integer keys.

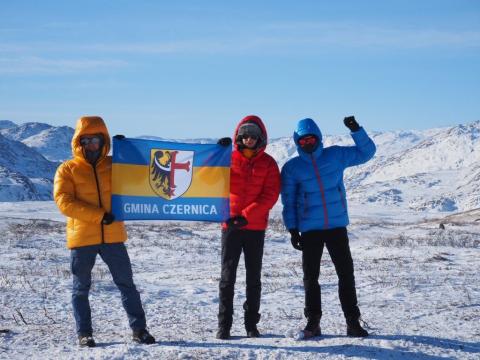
[
  {"left": 78, "top": 335, "right": 96, "bottom": 347},
  {"left": 244, "top": 310, "right": 261, "bottom": 338},
  {"left": 303, "top": 315, "right": 321, "bottom": 339},
  {"left": 302, "top": 326, "right": 321, "bottom": 339},
  {"left": 246, "top": 325, "right": 261, "bottom": 338},
  {"left": 216, "top": 328, "right": 230, "bottom": 340},
  {"left": 132, "top": 329, "right": 156, "bottom": 344},
  {"left": 346, "top": 318, "right": 369, "bottom": 337}
]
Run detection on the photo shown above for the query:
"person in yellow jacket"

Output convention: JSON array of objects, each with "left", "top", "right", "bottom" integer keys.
[{"left": 54, "top": 116, "right": 155, "bottom": 347}]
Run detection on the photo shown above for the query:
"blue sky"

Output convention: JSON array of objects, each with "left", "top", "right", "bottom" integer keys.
[{"left": 0, "top": 0, "right": 479, "bottom": 138}]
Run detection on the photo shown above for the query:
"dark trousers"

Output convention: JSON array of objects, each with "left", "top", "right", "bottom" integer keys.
[
  {"left": 70, "top": 243, "right": 147, "bottom": 336},
  {"left": 218, "top": 228, "right": 265, "bottom": 329},
  {"left": 302, "top": 227, "right": 361, "bottom": 320}
]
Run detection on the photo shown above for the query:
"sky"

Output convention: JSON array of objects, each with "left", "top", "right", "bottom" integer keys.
[{"left": 0, "top": 0, "right": 479, "bottom": 138}]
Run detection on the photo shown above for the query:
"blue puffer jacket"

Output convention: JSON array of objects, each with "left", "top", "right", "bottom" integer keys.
[{"left": 281, "top": 118, "right": 376, "bottom": 232}]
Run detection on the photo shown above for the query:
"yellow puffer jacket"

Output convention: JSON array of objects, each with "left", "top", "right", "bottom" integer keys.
[{"left": 54, "top": 116, "right": 127, "bottom": 249}]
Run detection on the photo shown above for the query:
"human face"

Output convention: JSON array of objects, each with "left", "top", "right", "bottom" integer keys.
[
  {"left": 80, "top": 135, "right": 102, "bottom": 151},
  {"left": 241, "top": 134, "right": 258, "bottom": 149},
  {"left": 298, "top": 135, "right": 318, "bottom": 153},
  {"left": 298, "top": 135, "right": 317, "bottom": 147}
]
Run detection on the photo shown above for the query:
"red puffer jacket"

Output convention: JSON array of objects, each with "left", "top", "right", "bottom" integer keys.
[{"left": 223, "top": 115, "right": 281, "bottom": 231}]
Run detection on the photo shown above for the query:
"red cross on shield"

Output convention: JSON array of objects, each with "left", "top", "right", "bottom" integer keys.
[{"left": 149, "top": 149, "right": 194, "bottom": 200}]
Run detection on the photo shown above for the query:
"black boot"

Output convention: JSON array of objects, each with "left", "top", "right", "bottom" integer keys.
[
  {"left": 346, "top": 317, "right": 369, "bottom": 337},
  {"left": 78, "top": 334, "right": 96, "bottom": 347},
  {"left": 216, "top": 327, "right": 231, "bottom": 340},
  {"left": 132, "top": 329, "right": 156, "bottom": 344},
  {"left": 246, "top": 326, "right": 260, "bottom": 338},
  {"left": 217, "top": 313, "right": 232, "bottom": 340},
  {"left": 303, "top": 314, "right": 321, "bottom": 339},
  {"left": 245, "top": 312, "right": 261, "bottom": 338}
]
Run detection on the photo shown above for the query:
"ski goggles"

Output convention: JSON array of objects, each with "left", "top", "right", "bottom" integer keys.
[
  {"left": 80, "top": 136, "right": 102, "bottom": 146},
  {"left": 241, "top": 134, "right": 259, "bottom": 141},
  {"left": 298, "top": 135, "right": 318, "bottom": 147}
]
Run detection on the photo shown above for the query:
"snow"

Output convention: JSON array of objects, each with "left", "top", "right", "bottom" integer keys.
[
  {"left": 0, "top": 120, "right": 17, "bottom": 130},
  {"left": 0, "top": 133, "right": 57, "bottom": 201},
  {"left": 3, "top": 120, "right": 480, "bottom": 217},
  {"left": 1, "top": 120, "right": 480, "bottom": 357},
  {"left": 21, "top": 126, "right": 74, "bottom": 162},
  {"left": 0, "top": 122, "right": 74, "bottom": 162},
  {"left": 0, "top": 202, "right": 479, "bottom": 359},
  {"left": 0, "top": 122, "right": 52, "bottom": 142}
]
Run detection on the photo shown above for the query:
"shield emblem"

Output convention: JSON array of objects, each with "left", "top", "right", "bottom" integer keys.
[{"left": 149, "top": 149, "right": 194, "bottom": 200}]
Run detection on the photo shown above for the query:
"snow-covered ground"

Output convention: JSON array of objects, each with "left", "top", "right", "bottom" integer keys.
[{"left": 0, "top": 202, "right": 479, "bottom": 359}]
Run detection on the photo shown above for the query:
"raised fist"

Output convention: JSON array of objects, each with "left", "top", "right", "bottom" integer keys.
[{"left": 344, "top": 116, "right": 360, "bottom": 132}]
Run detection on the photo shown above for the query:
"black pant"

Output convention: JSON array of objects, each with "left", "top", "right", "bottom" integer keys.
[
  {"left": 302, "top": 227, "right": 361, "bottom": 320},
  {"left": 218, "top": 228, "right": 265, "bottom": 329}
]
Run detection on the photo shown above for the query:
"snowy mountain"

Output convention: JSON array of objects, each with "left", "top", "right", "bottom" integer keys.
[
  {"left": 0, "top": 132, "right": 58, "bottom": 201},
  {"left": 0, "top": 122, "right": 52, "bottom": 141},
  {"left": 1, "top": 119, "right": 480, "bottom": 216},
  {"left": 265, "top": 122, "right": 480, "bottom": 214},
  {"left": 137, "top": 122, "right": 480, "bottom": 215},
  {"left": 21, "top": 126, "right": 74, "bottom": 162},
  {"left": 0, "top": 122, "right": 74, "bottom": 161},
  {"left": 0, "top": 120, "right": 75, "bottom": 201},
  {"left": 344, "top": 121, "right": 480, "bottom": 213},
  {"left": 0, "top": 120, "right": 16, "bottom": 129}
]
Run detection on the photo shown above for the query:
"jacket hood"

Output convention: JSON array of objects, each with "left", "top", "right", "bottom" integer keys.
[
  {"left": 234, "top": 115, "right": 268, "bottom": 152},
  {"left": 294, "top": 118, "right": 324, "bottom": 158},
  {"left": 72, "top": 116, "right": 110, "bottom": 160}
]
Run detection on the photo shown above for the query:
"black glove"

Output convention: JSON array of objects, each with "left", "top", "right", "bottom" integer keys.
[
  {"left": 102, "top": 212, "right": 115, "bottom": 225},
  {"left": 344, "top": 116, "right": 360, "bottom": 132},
  {"left": 113, "top": 134, "right": 125, "bottom": 140},
  {"left": 289, "top": 229, "right": 303, "bottom": 251},
  {"left": 225, "top": 216, "right": 248, "bottom": 229},
  {"left": 217, "top": 137, "right": 232, "bottom": 147}
]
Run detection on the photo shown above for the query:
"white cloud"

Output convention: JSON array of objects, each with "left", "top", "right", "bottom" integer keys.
[
  {"left": 264, "top": 22, "right": 480, "bottom": 48},
  {"left": 0, "top": 22, "right": 478, "bottom": 65},
  {"left": 68, "top": 23, "right": 480, "bottom": 53},
  {"left": 0, "top": 56, "right": 127, "bottom": 74}
]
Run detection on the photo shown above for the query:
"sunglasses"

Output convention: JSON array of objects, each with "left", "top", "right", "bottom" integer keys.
[
  {"left": 298, "top": 136, "right": 317, "bottom": 146},
  {"left": 242, "top": 134, "right": 258, "bottom": 141},
  {"left": 80, "top": 136, "right": 102, "bottom": 146}
]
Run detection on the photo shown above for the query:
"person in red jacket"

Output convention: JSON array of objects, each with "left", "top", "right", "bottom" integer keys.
[{"left": 216, "top": 115, "right": 280, "bottom": 340}]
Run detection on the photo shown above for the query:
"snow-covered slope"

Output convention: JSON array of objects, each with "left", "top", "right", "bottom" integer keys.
[
  {"left": 266, "top": 122, "right": 480, "bottom": 214},
  {"left": 0, "top": 120, "right": 16, "bottom": 130},
  {"left": 0, "top": 133, "right": 58, "bottom": 200},
  {"left": 0, "top": 122, "right": 52, "bottom": 141},
  {"left": 344, "top": 121, "right": 480, "bottom": 213},
  {"left": 0, "top": 121, "right": 74, "bottom": 201},
  {"left": 21, "top": 126, "right": 74, "bottom": 162},
  {"left": 0, "top": 204, "right": 478, "bottom": 359},
  {"left": 1, "top": 119, "right": 480, "bottom": 214},
  {"left": 0, "top": 166, "right": 39, "bottom": 201},
  {"left": 0, "top": 122, "right": 74, "bottom": 161}
]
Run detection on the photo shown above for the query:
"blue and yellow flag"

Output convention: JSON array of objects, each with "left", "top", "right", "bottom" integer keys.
[{"left": 112, "top": 137, "right": 231, "bottom": 221}]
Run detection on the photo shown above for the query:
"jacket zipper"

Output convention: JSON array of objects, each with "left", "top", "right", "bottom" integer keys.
[
  {"left": 310, "top": 154, "right": 329, "bottom": 229},
  {"left": 242, "top": 160, "right": 253, "bottom": 220},
  {"left": 92, "top": 164, "right": 105, "bottom": 244}
]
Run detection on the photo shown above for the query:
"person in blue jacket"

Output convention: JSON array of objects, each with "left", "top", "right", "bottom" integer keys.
[{"left": 281, "top": 116, "right": 376, "bottom": 339}]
